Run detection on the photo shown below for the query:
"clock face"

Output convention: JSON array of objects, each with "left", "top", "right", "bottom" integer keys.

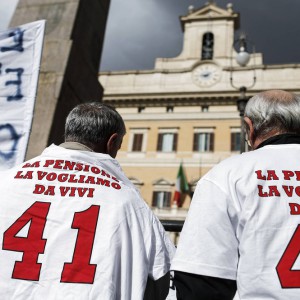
[{"left": 192, "top": 63, "right": 221, "bottom": 87}]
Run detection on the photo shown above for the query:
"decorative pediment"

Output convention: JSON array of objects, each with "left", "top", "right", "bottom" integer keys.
[
  {"left": 152, "top": 178, "right": 174, "bottom": 186},
  {"left": 129, "top": 177, "right": 144, "bottom": 187},
  {"left": 180, "top": 3, "right": 239, "bottom": 30}
]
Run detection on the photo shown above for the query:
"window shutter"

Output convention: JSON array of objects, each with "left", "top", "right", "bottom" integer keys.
[
  {"left": 157, "top": 133, "right": 163, "bottom": 151},
  {"left": 209, "top": 133, "right": 215, "bottom": 152},
  {"left": 132, "top": 133, "right": 143, "bottom": 151},
  {"left": 173, "top": 133, "right": 178, "bottom": 151},
  {"left": 231, "top": 132, "right": 235, "bottom": 151},
  {"left": 193, "top": 133, "right": 198, "bottom": 151},
  {"left": 152, "top": 192, "right": 158, "bottom": 207},
  {"left": 165, "top": 192, "right": 171, "bottom": 207}
]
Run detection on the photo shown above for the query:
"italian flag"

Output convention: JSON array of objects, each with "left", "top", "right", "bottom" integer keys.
[{"left": 173, "top": 163, "right": 189, "bottom": 207}]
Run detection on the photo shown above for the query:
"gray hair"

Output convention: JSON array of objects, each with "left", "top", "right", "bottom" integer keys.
[
  {"left": 65, "top": 102, "right": 126, "bottom": 147},
  {"left": 244, "top": 90, "right": 300, "bottom": 139}
]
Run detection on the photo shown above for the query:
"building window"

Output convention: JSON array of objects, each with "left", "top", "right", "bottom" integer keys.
[
  {"left": 152, "top": 191, "right": 171, "bottom": 208},
  {"left": 201, "top": 32, "right": 214, "bottom": 60},
  {"left": 128, "top": 128, "right": 149, "bottom": 153},
  {"left": 201, "top": 105, "right": 209, "bottom": 112},
  {"left": 193, "top": 132, "right": 214, "bottom": 152},
  {"left": 231, "top": 132, "right": 241, "bottom": 152},
  {"left": 157, "top": 133, "right": 178, "bottom": 152},
  {"left": 132, "top": 133, "right": 143, "bottom": 152}
]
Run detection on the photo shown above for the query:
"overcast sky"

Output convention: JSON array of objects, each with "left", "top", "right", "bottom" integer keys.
[
  {"left": 100, "top": 0, "right": 300, "bottom": 71},
  {"left": 1, "top": 0, "right": 300, "bottom": 71}
]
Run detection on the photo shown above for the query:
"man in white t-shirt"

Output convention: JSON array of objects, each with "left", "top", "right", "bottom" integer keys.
[
  {"left": 0, "top": 103, "right": 175, "bottom": 299},
  {"left": 172, "top": 90, "right": 300, "bottom": 299}
]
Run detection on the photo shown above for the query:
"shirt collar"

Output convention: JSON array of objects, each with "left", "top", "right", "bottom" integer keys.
[{"left": 256, "top": 133, "right": 300, "bottom": 149}]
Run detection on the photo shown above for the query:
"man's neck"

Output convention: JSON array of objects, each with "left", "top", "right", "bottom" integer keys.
[{"left": 59, "top": 142, "right": 94, "bottom": 152}]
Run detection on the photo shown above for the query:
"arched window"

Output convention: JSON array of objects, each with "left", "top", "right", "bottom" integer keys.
[{"left": 201, "top": 32, "right": 214, "bottom": 60}]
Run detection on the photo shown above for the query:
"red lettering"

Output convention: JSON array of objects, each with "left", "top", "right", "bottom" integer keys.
[
  {"left": 295, "top": 171, "right": 300, "bottom": 181},
  {"left": 46, "top": 173, "right": 57, "bottom": 181},
  {"left": 43, "top": 160, "right": 55, "bottom": 167},
  {"left": 77, "top": 188, "right": 88, "bottom": 197},
  {"left": 75, "top": 163, "right": 83, "bottom": 171},
  {"left": 69, "top": 187, "right": 76, "bottom": 197},
  {"left": 58, "top": 174, "right": 68, "bottom": 182},
  {"left": 269, "top": 185, "right": 280, "bottom": 197},
  {"left": 53, "top": 160, "right": 64, "bottom": 169},
  {"left": 289, "top": 203, "right": 300, "bottom": 215},
  {"left": 22, "top": 161, "right": 40, "bottom": 168},
  {"left": 68, "top": 174, "right": 78, "bottom": 183},
  {"left": 33, "top": 184, "right": 45, "bottom": 194},
  {"left": 91, "top": 167, "right": 100, "bottom": 174},
  {"left": 14, "top": 171, "right": 33, "bottom": 179},
  {"left": 37, "top": 171, "right": 47, "bottom": 180},
  {"left": 23, "top": 171, "right": 33, "bottom": 180},
  {"left": 78, "top": 175, "right": 86, "bottom": 183},
  {"left": 31, "top": 161, "right": 40, "bottom": 168},
  {"left": 283, "top": 186, "right": 294, "bottom": 197},
  {"left": 33, "top": 184, "right": 55, "bottom": 196},
  {"left": 267, "top": 170, "right": 279, "bottom": 181},
  {"left": 100, "top": 170, "right": 111, "bottom": 178},
  {"left": 112, "top": 182, "right": 121, "bottom": 190},
  {"left": 258, "top": 185, "right": 268, "bottom": 197},
  {"left": 85, "top": 176, "right": 95, "bottom": 184},
  {"left": 63, "top": 161, "right": 75, "bottom": 170},
  {"left": 22, "top": 163, "right": 32, "bottom": 168},
  {"left": 14, "top": 171, "right": 23, "bottom": 179},
  {"left": 255, "top": 170, "right": 266, "bottom": 180},
  {"left": 295, "top": 186, "right": 300, "bottom": 197},
  {"left": 96, "top": 178, "right": 110, "bottom": 187},
  {"left": 87, "top": 188, "right": 94, "bottom": 198},
  {"left": 112, "top": 176, "right": 119, "bottom": 182},
  {"left": 60, "top": 186, "right": 70, "bottom": 196},
  {"left": 44, "top": 186, "right": 55, "bottom": 196},
  {"left": 282, "top": 170, "right": 294, "bottom": 180}
]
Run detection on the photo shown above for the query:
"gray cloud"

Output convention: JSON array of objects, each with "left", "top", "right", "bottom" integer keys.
[{"left": 101, "top": 0, "right": 300, "bottom": 71}]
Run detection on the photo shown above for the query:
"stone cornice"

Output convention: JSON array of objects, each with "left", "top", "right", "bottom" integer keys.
[{"left": 99, "top": 63, "right": 300, "bottom": 76}]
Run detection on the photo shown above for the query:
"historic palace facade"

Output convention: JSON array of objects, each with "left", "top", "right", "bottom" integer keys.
[{"left": 99, "top": 3, "right": 300, "bottom": 220}]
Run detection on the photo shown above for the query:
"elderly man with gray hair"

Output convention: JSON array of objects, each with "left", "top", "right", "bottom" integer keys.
[
  {"left": 172, "top": 90, "right": 300, "bottom": 300},
  {"left": 0, "top": 102, "right": 175, "bottom": 300}
]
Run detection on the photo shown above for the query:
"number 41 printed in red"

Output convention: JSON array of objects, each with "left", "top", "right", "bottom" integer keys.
[{"left": 2, "top": 201, "right": 100, "bottom": 284}]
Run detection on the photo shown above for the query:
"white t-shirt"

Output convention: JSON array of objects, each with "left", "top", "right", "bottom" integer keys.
[
  {"left": 172, "top": 144, "right": 300, "bottom": 299},
  {"left": 0, "top": 145, "right": 175, "bottom": 300}
]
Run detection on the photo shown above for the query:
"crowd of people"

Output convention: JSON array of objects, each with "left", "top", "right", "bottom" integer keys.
[{"left": 0, "top": 90, "right": 300, "bottom": 299}]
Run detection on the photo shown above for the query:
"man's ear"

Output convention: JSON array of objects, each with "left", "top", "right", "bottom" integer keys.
[
  {"left": 107, "top": 133, "right": 121, "bottom": 158},
  {"left": 244, "top": 117, "right": 255, "bottom": 148}
]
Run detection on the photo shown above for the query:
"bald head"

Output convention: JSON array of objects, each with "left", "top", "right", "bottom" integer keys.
[
  {"left": 259, "top": 90, "right": 296, "bottom": 103},
  {"left": 244, "top": 90, "right": 300, "bottom": 144}
]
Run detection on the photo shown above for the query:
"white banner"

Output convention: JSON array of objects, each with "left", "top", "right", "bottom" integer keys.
[{"left": 0, "top": 20, "right": 45, "bottom": 170}]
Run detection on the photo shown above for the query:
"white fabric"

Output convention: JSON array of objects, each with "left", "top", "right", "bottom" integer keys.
[
  {"left": 172, "top": 144, "right": 300, "bottom": 299},
  {"left": 0, "top": 145, "right": 175, "bottom": 299},
  {"left": 0, "top": 20, "right": 45, "bottom": 170}
]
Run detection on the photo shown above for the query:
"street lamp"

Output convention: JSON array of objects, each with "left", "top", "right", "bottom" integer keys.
[{"left": 230, "top": 33, "right": 256, "bottom": 153}]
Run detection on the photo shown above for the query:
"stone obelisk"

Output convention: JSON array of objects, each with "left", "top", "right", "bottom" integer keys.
[{"left": 10, "top": 0, "right": 110, "bottom": 159}]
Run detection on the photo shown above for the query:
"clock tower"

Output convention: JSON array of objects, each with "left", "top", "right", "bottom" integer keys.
[{"left": 154, "top": 2, "right": 245, "bottom": 87}]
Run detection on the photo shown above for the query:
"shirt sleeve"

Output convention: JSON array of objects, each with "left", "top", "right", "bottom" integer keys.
[
  {"left": 171, "top": 178, "right": 239, "bottom": 280},
  {"left": 148, "top": 214, "right": 176, "bottom": 281}
]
